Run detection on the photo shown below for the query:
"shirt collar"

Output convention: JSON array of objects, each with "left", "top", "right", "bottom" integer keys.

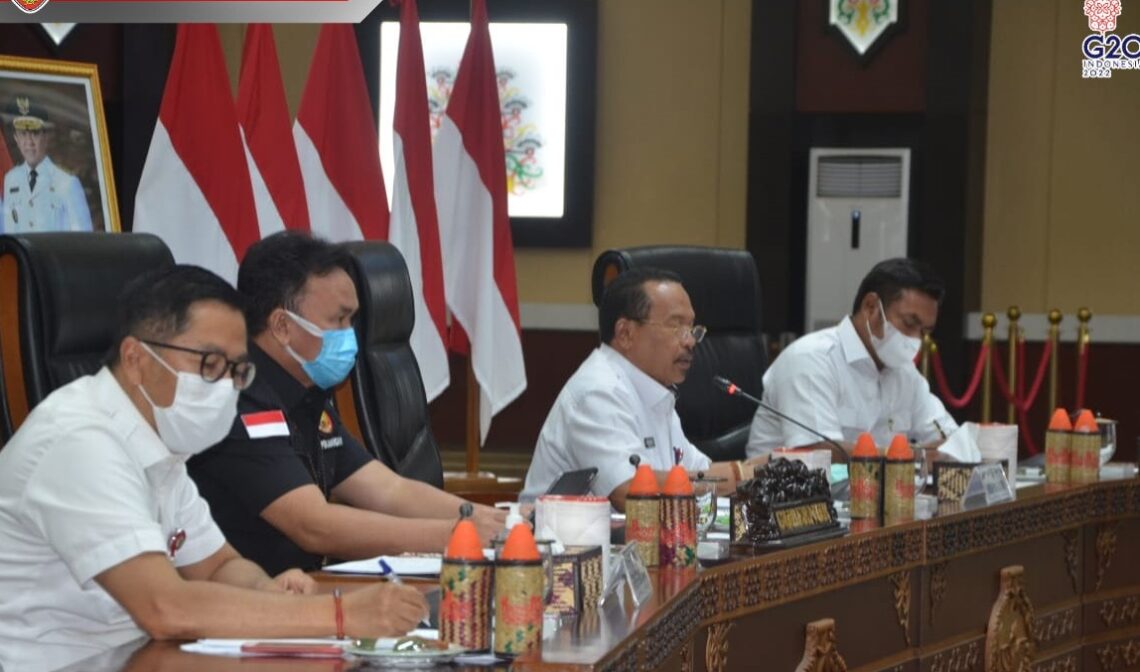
[
  {"left": 601, "top": 344, "right": 675, "bottom": 410},
  {"left": 837, "top": 315, "right": 876, "bottom": 367},
  {"left": 92, "top": 366, "right": 172, "bottom": 470},
  {"left": 244, "top": 341, "right": 327, "bottom": 413}
]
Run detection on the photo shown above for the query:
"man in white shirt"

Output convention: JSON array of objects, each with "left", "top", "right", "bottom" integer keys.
[
  {"left": 524, "top": 268, "right": 758, "bottom": 511},
  {"left": 746, "top": 258, "right": 957, "bottom": 459},
  {"left": 2, "top": 95, "right": 93, "bottom": 233},
  {"left": 0, "top": 265, "right": 425, "bottom": 672}
]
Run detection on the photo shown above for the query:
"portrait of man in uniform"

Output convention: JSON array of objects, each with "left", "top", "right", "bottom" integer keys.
[{"left": 0, "top": 56, "right": 120, "bottom": 232}]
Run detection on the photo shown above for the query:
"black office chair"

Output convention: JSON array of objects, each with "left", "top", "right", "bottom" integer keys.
[
  {"left": 0, "top": 232, "right": 174, "bottom": 442},
  {"left": 340, "top": 241, "right": 444, "bottom": 487},
  {"left": 591, "top": 245, "right": 767, "bottom": 462}
]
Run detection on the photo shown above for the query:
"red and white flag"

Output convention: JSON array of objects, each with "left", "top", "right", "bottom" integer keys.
[
  {"left": 294, "top": 24, "right": 388, "bottom": 242},
  {"left": 134, "top": 24, "right": 259, "bottom": 284},
  {"left": 390, "top": 0, "right": 449, "bottom": 402},
  {"left": 237, "top": 24, "right": 311, "bottom": 237},
  {"left": 433, "top": 0, "right": 526, "bottom": 443}
]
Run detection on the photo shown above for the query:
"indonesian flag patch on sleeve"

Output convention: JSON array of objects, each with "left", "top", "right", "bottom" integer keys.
[{"left": 241, "top": 410, "right": 289, "bottom": 439}]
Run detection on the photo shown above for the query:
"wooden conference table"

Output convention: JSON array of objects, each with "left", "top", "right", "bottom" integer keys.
[{"left": 84, "top": 477, "right": 1140, "bottom": 672}]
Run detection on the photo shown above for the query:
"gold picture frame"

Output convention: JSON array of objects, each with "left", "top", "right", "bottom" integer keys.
[{"left": 0, "top": 55, "right": 119, "bottom": 232}]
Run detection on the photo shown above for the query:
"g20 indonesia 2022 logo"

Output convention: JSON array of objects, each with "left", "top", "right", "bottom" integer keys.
[{"left": 1082, "top": 0, "right": 1140, "bottom": 78}]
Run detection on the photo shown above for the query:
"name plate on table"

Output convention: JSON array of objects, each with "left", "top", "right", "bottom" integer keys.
[
  {"left": 734, "top": 458, "right": 844, "bottom": 549},
  {"left": 933, "top": 460, "right": 1010, "bottom": 504},
  {"left": 771, "top": 497, "right": 837, "bottom": 536}
]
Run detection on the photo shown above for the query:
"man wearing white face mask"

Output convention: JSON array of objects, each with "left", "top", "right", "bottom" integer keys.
[
  {"left": 746, "top": 258, "right": 958, "bottom": 460},
  {"left": 0, "top": 265, "right": 427, "bottom": 672},
  {"left": 189, "top": 231, "right": 505, "bottom": 576}
]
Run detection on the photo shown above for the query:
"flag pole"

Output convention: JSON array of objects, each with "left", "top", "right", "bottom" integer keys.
[{"left": 465, "top": 357, "right": 480, "bottom": 475}]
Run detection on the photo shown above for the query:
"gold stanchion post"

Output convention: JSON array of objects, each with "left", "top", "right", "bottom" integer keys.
[
  {"left": 1006, "top": 306, "right": 1020, "bottom": 424},
  {"left": 1076, "top": 307, "right": 1092, "bottom": 406},
  {"left": 1047, "top": 309, "right": 1062, "bottom": 412},
  {"left": 982, "top": 313, "right": 996, "bottom": 423}
]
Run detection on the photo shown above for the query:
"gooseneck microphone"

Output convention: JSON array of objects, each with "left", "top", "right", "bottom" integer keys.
[{"left": 712, "top": 376, "right": 849, "bottom": 463}]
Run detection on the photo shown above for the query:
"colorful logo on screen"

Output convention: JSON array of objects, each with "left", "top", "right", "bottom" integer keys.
[
  {"left": 1081, "top": 0, "right": 1140, "bottom": 78},
  {"left": 11, "top": 0, "right": 49, "bottom": 15}
]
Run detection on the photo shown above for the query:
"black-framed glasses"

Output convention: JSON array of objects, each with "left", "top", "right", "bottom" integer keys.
[
  {"left": 141, "top": 340, "right": 257, "bottom": 390},
  {"left": 636, "top": 321, "right": 707, "bottom": 344}
]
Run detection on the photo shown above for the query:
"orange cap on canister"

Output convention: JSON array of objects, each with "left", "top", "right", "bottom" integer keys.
[
  {"left": 853, "top": 433, "right": 879, "bottom": 458},
  {"left": 628, "top": 464, "right": 660, "bottom": 496},
  {"left": 1073, "top": 410, "right": 1098, "bottom": 433},
  {"left": 662, "top": 465, "right": 694, "bottom": 496},
  {"left": 499, "top": 522, "right": 540, "bottom": 561},
  {"left": 1048, "top": 408, "right": 1073, "bottom": 431},
  {"left": 886, "top": 434, "right": 914, "bottom": 460},
  {"left": 444, "top": 520, "right": 485, "bottom": 561}
]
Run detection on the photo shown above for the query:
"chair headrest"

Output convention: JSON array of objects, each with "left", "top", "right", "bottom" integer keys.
[
  {"left": 342, "top": 241, "right": 415, "bottom": 345},
  {"left": 0, "top": 232, "right": 174, "bottom": 356},
  {"left": 591, "top": 245, "right": 760, "bottom": 331}
]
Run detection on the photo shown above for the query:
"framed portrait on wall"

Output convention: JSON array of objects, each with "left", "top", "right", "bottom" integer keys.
[{"left": 0, "top": 55, "right": 120, "bottom": 233}]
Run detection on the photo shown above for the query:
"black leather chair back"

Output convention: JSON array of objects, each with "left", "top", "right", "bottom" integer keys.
[
  {"left": 591, "top": 245, "right": 766, "bottom": 462},
  {"left": 0, "top": 233, "right": 174, "bottom": 441},
  {"left": 342, "top": 241, "right": 444, "bottom": 487}
]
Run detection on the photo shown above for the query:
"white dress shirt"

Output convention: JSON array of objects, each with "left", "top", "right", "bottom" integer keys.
[
  {"left": 523, "top": 345, "right": 712, "bottom": 499},
  {"left": 2, "top": 157, "right": 94, "bottom": 234},
  {"left": 746, "top": 316, "right": 957, "bottom": 457},
  {"left": 0, "top": 368, "right": 226, "bottom": 672}
]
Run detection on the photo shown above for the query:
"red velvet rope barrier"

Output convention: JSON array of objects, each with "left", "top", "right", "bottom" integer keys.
[
  {"left": 988, "top": 340, "right": 1054, "bottom": 413},
  {"left": 1076, "top": 343, "right": 1089, "bottom": 410},
  {"left": 930, "top": 342, "right": 989, "bottom": 409}
]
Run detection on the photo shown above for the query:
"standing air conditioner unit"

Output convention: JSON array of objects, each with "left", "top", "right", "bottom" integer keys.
[{"left": 805, "top": 148, "right": 910, "bottom": 333}]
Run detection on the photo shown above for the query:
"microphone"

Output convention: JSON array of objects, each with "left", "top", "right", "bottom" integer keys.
[{"left": 712, "top": 376, "right": 848, "bottom": 463}]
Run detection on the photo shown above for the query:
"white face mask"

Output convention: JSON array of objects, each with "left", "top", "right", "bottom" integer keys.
[
  {"left": 867, "top": 300, "right": 922, "bottom": 369},
  {"left": 137, "top": 343, "right": 239, "bottom": 456}
]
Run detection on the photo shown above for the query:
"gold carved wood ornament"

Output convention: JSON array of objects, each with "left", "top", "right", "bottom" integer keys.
[
  {"left": 705, "top": 622, "right": 732, "bottom": 672},
  {"left": 796, "top": 619, "right": 848, "bottom": 672},
  {"left": 890, "top": 570, "right": 912, "bottom": 645},
  {"left": 985, "top": 566, "right": 1037, "bottom": 672}
]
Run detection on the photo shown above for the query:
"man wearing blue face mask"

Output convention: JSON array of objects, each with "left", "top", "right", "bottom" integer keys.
[
  {"left": 745, "top": 258, "right": 958, "bottom": 460},
  {"left": 189, "top": 232, "right": 505, "bottom": 575}
]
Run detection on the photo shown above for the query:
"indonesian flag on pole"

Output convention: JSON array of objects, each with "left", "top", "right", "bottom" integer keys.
[
  {"left": 237, "top": 24, "right": 311, "bottom": 237},
  {"left": 434, "top": 0, "right": 526, "bottom": 444},
  {"left": 294, "top": 24, "right": 388, "bottom": 242},
  {"left": 134, "top": 24, "right": 259, "bottom": 284},
  {"left": 391, "top": 0, "right": 449, "bottom": 402}
]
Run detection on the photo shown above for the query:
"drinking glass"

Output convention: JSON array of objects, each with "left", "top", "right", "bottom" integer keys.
[
  {"left": 691, "top": 477, "right": 722, "bottom": 540},
  {"left": 1098, "top": 417, "right": 1117, "bottom": 466}
]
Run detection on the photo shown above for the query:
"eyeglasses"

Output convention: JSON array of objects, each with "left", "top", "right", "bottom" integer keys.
[
  {"left": 141, "top": 340, "right": 257, "bottom": 390},
  {"left": 636, "top": 321, "right": 707, "bottom": 344}
]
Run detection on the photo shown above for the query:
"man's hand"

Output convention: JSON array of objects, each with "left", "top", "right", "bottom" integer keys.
[
  {"left": 258, "top": 568, "right": 317, "bottom": 595},
  {"left": 343, "top": 582, "right": 428, "bottom": 637},
  {"left": 470, "top": 503, "right": 508, "bottom": 545}
]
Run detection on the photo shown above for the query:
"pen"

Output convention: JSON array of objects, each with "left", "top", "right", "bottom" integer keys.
[
  {"left": 933, "top": 420, "right": 948, "bottom": 441},
  {"left": 377, "top": 559, "right": 432, "bottom": 628}
]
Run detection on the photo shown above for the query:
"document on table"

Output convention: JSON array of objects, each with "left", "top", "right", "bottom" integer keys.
[
  {"left": 323, "top": 555, "right": 444, "bottom": 575},
  {"left": 181, "top": 638, "right": 348, "bottom": 657}
]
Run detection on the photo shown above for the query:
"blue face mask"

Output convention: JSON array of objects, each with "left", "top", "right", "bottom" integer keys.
[{"left": 284, "top": 310, "right": 358, "bottom": 389}]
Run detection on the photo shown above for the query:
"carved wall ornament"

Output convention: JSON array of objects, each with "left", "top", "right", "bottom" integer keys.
[
  {"left": 930, "top": 562, "right": 949, "bottom": 626},
  {"left": 1032, "top": 652, "right": 1077, "bottom": 672},
  {"left": 1100, "top": 596, "right": 1140, "bottom": 628},
  {"left": 890, "top": 570, "right": 912, "bottom": 645},
  {"left": 931, "top": 639, "right": 982, "bottom": 672},
  {"left": 985, "top": 566, "right": 1037, "bottom": 672},
  {"left": 1061, "top": 530, "right": 1079, "bottom": 594},
  {"left": 795, "top": 618, "right": 849, "bottom": 672},
  {"left": 705, "top": 622, "right": 733, "bottom": 672},
  {"left": 1096, "top": 524, "right": 1118, "bottom": 591},
  {"left": 1031, "top": 607, "right": 1076, "bottom": 646},
  {"left": 1096, "top": 638, "right": 1140, "bottom": 672}
]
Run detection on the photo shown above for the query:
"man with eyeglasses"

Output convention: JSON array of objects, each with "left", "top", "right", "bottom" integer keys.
[
  {"left": 523, "top": 268, "right": 758, "bottom": 511},
  {"left": 746, "top": 258, "right": 958, "bottom": 460},
  {"left": 0, "top": 265, "right": 426, "bottom": 672},
  {"left": 188, "top": 231, "right": 505, "bottom": 577}
]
